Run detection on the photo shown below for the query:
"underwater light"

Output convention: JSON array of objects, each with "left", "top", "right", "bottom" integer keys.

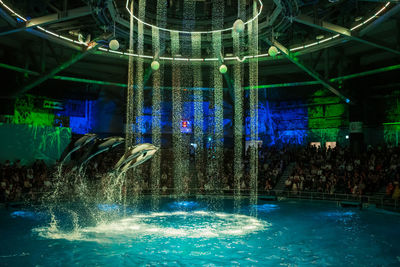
[
  {"left": 168, "top": 201, "right": 200, "bottom": 209},
  {"left": 125, "top": 0, "right": 263, "bottom": 34}
]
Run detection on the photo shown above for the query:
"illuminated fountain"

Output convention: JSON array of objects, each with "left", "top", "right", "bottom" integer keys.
[{"left": 38, "top": 0, "right": 263, "bottom": 243}]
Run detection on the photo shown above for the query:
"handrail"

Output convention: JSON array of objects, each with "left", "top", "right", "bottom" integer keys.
[{"left": 3, "top": 189, "right": 398, "bottom": 210}]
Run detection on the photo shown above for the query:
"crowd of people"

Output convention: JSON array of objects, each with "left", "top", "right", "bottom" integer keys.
[
  {"left": 283, "top": 145, "right": 400, "bottom": 199},
  {"left": 0, "top": 159, "right": 50, "bottom": 202},
  {"left": 1, "top": 141, "right": 400, "bottom": 203}
]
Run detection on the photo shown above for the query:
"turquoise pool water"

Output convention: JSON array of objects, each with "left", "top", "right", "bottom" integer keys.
[{"left": 1, "top": 197, "right": 399, "bottom": 266}]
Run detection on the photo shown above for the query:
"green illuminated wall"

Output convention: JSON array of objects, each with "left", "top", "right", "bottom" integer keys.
[
  {"left": 13, "top": 94, "right": 55, "bottom": 126},
  {"left": 307, "top": 89, "right": 348, "bottom": 145},
  {"left": 383, "top": 93, "right": 400, "bottom": 145},
  {"left": 0, "top": 123, "right": 71, "bottom": 165}
]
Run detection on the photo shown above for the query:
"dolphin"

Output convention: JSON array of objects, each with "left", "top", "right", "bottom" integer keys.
[
  {"left": 61, "top": 133, "right": 97, "bottom": 163},
  {"left": 113, "top": 143, "right": 158, "bottom": 173},
  {"left": 81, "top": 137, "right": 124, "bottom": 165}
]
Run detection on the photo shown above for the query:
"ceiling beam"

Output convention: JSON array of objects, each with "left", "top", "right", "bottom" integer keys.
[
  {"left": 266, "top": 39, "right": 352, "bottom": 103},
  {"left": 15, "top": 43, "right": 101, "bottom": 97},
  {"left": 0, "top": 5, "right": 17, "bottom": 27},
  {"left": 0, "top": 6, "right": 92, "bottom": 37},
  {"left": 0, "top": 6, "right": 82, "bottom": 51},
  {"left": 294, "top": 14, "right": 400, "bottom": 56},
  {"left": 1, "top": 62, "right": 399, "bottom": 91},
  {"left": 359, "top": 4, "right": 400, "bottom": 37}
]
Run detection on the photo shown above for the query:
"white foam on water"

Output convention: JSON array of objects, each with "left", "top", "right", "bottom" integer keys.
[{"left": 34, "top": 211, "right": 269, "bottom": 242}]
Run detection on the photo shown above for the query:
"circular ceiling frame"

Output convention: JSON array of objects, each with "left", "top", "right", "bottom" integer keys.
[
  {"left": 0, "top": 0, "right": 393, "bottom": 63},
  {"left": 125, "top": 0, "right": 264, "bottom": 35}
]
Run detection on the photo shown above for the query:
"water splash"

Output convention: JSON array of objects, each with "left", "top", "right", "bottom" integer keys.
[{"left": 34, "top": 211, "right": 268, "bottom": 242}]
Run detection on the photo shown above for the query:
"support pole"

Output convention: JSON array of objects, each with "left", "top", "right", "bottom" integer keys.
[
  {"left": 359, "top": 4, "right": 400, "bottom": 36},
  {"left": 267, "top": 39, "right": 352, "bottom": 103},
  {"left": 15, "top": 43, "right": 101, "bottom": 96},
  {"left": 294, "top": 14, "right": 400, "bottom": 56},
  {"left": 0, "top": 6, "right": 92, "bottom": 37}
]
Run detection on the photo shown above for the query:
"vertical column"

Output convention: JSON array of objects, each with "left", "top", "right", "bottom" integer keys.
[
  {"left": 134, "top": 0, "right": 146, "bottom": 145},
  {"left": 249, "top": 0, "right": 259, "bottom": 205},
  {"left": 150, "top": 0, "right": 167, "bottom": 208},
  {"left": 181, "top": 0, "right": 195, "bottom": 193},
  {"left": 192, "top": 33, "right": 203, "bottom": 192},
  {"left": 171, "top": 31, "right": 184, "bottom": 196},
  {"left": 211, "top": 0, "right": 224, "bottom": 192},
  {"left": 125, "top": 1, "right": 134, "bottom": 151},
  {"left": 233, "top": 31, "right": 243, "bottom": 200}
]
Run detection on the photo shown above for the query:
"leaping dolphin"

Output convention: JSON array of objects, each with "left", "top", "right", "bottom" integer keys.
[
  {"left": 113, "top": 143, "right": 158, "bottom": 173},
  {"left": 61, "top": 133, "right": 97, "bottom": 163},
  {"left": 81, "top": 136, "right": 125, "bottom": 165}
]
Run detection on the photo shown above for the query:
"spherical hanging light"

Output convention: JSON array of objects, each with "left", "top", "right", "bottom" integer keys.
[
  {"left": 151, "top": 60, "right": 160, "bottom": 71},
  {"left": 233, "top": 19, "right": 245, "bottom": 33},
  {"left": 268, "top": 46, "right": 279, "bottom": 57},
  {"left": 109, "top": 39, "right": 120, "bottom": 51},
  {"left": 219, "top": 64, "right": 228, "bottom": 74}
]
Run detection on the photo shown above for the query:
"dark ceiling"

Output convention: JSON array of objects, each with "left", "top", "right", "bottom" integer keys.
[{"left": 0, "top": 0, "right": 398, "bottom": 104}]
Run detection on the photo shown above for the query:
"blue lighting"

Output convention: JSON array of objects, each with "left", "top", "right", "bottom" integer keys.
[
  {"left": 97, "top": 204, "right": 121, "bottom": 212},
  {"left": 252, "top": 204, "right": 280, "bottom": 212},
  {"left": 324, "top": 211, "right": 356, "bottom": 217},
  {"left": 58, "top": 99, "right": 95, "bottom": 134},
  {"left": 322, "top": 211, "right": 357, "bottom": 223},
  {"left": 168, "top": 201, "right": 200, "bottom": 210},
  {"left": 254, "top": 101, "right": 308, "bottom": 145},
  {"left": 11, "top": 211, "right": 40, "bottom": 219}
]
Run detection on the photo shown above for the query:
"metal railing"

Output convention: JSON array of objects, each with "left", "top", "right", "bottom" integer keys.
[{"left": 2, "top": 188, "right": 398, "bottom": 211}]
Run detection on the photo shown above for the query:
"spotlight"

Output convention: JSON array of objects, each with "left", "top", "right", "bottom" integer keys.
[
  {"left": 346, "top": 135, "right": 349, "bottom": 139},
  {"left": 268, "top": 46, "right": 278, "bottom": 57},
  {"left": 109, "top": 39, "right": 120, "bottom": 51},
  {"left": 219, "top": 64, "right": 227, "bottom": 74},
  {"left": 151, "top": 61, "right": 160, "bottom": 71},
  {"left": 233, "top": 19, "right": 245, "bottom": 33}
]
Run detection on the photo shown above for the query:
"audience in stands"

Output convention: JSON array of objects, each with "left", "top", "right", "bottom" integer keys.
[{"left": 1, "top": 143, "right": 400, "bottom": 203}]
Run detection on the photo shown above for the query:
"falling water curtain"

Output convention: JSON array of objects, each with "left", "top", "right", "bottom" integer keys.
[
  {"left": 192, "top": 32, "right": 203, "bottom": 192},
  {"left": 150, "top": 0, "right": 167, "bottom": 207},
  {"left": 234, "top": 0, "right": 247, "bottom": 206},
  {"left": 181, "top": 0, "right": 195, "bottom": 193},
  {"left": 249, "top": 0, "right": 259, "bottom": 209},
  {"left": 211, "top": 0, "right": 225, "bottom": 192},
  {"left": 171, "top": 31, "right": 184, "bottom": 196}
]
